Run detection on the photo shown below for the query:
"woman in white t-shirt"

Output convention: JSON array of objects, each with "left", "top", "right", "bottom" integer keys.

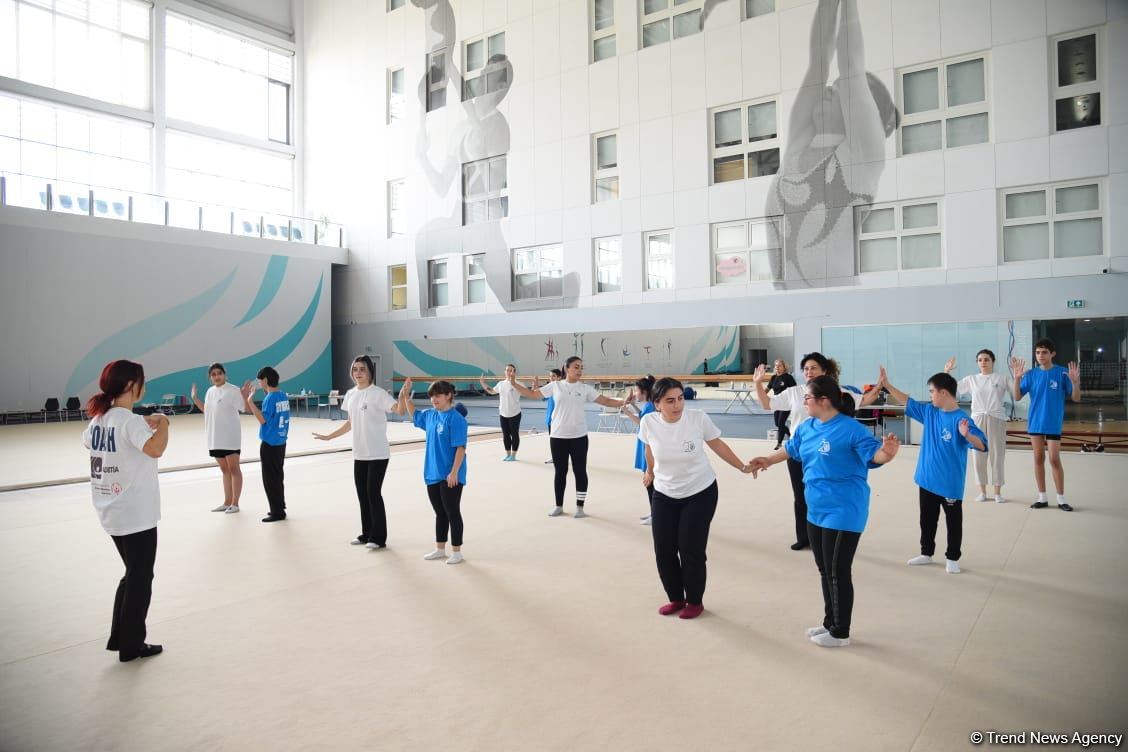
[
  {"left": 513, "top": 356, "right": 628, "bottom": 517},
  {"left": 190, "top": 362, "right": 247, "bottom": 514},
  {"left": 754, "top": 352, "right": 882, "bottom": 551},
  {"left": 314, "top": 355, "right": 405, "bottom": 548},
  {"left": 83, "top": 359, "right": 169, "bottom": 663},
  {"left": 479, "top": 364, "right": 526, "bottom": 462},
  {"left": 945, "top": 350, "right": 1010, "bottom": 503},
  {"left": 639, "top": 377, "right": 753, "bottom": 620}
]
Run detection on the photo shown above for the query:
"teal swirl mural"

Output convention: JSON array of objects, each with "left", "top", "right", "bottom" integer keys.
[{"left": 236, "top": 255, "right": 288, "bottom": 327}]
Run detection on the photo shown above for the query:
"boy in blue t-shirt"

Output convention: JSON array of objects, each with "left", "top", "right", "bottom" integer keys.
[
  {"left": 882, "top": 370, "right": 987, "bottom": 574},
  {"left": 1011, "top": 338, "right": 1082, "bottom": 511},
  {"left": 400, "top": 378, "right": 469, "bottom": 564},
  {"left": 542, "top": 368, "right": 562, "bottom": 464},
  {"left": 244, "top": 366, "right": 290, "bottom": 523}
]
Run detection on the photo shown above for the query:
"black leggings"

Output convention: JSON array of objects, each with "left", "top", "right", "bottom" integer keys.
[
  {"left": 919, "top": 488, "right": 963, "bottom": 561},
  {"left": 354, "top": 459, "right": 390, "bottom": 545},
  {"left": 107, "top": 526, "right": 157, "bottom": 657},
  {"left": 549, "top": 436, "right": 589, "bottom": 506},
  {"left": 426, "top": 482, "right": 465, "bottom": 546},
  {"left": 787, "top": 457, "right": 809, "bottom": 546},
  {"left": 774, "top": 411, "right": 791, "bottom": 441},
  {"left": 651, "top": 482, "right": 718, "bottom": 605},
  {"left": 808, "top": 522, "right": 861, "bottom": 639},
  {"left": 500, "top": 413, "right": 522, "bottom": 452}
]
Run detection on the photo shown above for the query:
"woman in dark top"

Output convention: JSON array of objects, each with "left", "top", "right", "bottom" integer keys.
[{"left": 767, "top": 360, "right": 797, "bottom": 450}]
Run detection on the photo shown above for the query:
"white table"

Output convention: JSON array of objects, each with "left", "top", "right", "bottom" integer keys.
[{"left": 721, "top": 388, "right": 756, "bottom": 414}]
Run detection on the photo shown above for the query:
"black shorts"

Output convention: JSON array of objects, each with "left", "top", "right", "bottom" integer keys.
[
  {"left": 1028, "top": 433, "right": 1062, "bottom": 442},
  {"left": 209, "top": 449, "right": 241, "bottom": 458}
]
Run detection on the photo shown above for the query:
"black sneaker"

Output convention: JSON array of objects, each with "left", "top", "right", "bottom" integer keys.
[
  {"left": 1030, "top": 500, "right": 1049, "bottom": 509},
  {"left": 262, "top": 514, "right": 286, "bottom": 522},
  {"left": 790, "top": 541, "right": 809, "bottom": 551},
  {"left": 120, "top": 643, "right": 163, "bottom": 662},
  {"left": 1058, "top": 503, "right": 1074, "bottom": 512}
]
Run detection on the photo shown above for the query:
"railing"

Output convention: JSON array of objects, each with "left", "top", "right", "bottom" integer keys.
[{"left": 0, "top": 171, "right": 346, "bottom": 248}]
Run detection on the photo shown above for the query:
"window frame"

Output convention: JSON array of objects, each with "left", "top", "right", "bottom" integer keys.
[
  {"left": 387, "top": 178, "right": 405, "bottom": 237},
  {"left": 709, "top": 96, "right": 781, "bottom": 184},
  {"left": 512, "top": 244, "right": 564, "bottom": 301},
  {"left": 465, "top": 253, "right": 487, "bottom": 304},
  {"left": 743, "top": 0, "right": 775, "bottom": 20},
  {"left": 854, "top": 199, "right": 944, "bottom": 273},
  {"left": 387, "top": 0, "right": 406, "bottom": 11},
  {"left": 710, "top": 217, "right": 784, "bottom": 285},
  {"left": 639, "top": 0, "right": 706, "bottom": 49},
  {"left": 428, "top": 258, "right": 449, "bottom": 308},
  {"left": 591, "top": 0, "right": 616, "bottom": 63},
  {"left": 426, "top": 48, "right": 448, "bottom": 112},
  {"left": 592, "top": 130, "right": 619, "bottom": 203},
  {"left": 999, "top": 180, "right": 1105, "bottom": 264},
  {"left": 644, "top": 230, "right": 675, "bottom": 290},
  {"left": 896, "top": 52, "right": 990, "bottom": 156},
  {"left": 387, "top": 66, "right": 405, "bottom": 124},
  {"left": 389, "top": 264, "right": 408, "bottom": 311},
  {"left": 462, "top": 153, "right": 508, "bottom": 225},
  {"left": 461, "top": 29, "right": 507, "bottom": 102},
  {"left": 1051, "top": 27, "right": 1102, "bottom": 133},
  {"left": 593, "top": 236, "right": 623, "bottom": 293}
]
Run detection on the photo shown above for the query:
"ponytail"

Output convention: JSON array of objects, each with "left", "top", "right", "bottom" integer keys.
[
  {"left": 86, "top": 360, "right": 145, "bottom": 417},
  {"left": 807, "top": 375, "right": 856, "bottom": 417}
]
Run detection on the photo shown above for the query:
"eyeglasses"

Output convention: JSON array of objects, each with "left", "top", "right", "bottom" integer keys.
[{"left": 803, "top": 394, "right": 818, "bottom": 402}]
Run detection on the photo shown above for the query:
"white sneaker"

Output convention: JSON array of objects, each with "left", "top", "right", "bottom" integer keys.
[
  {"left": 907, "top": 555, "right": 934, "bottom": 566},
  {"left": 548, "top": 506, "right": 563, "bottom": 517},
  {"left": 211, "top": 504, "right": 230, "bottom": 512},
  {"left": 349, "top": 538, "right": 366, "bottom": 546},
  {"left": 574, "top": 508, "right": 587, "bottom": 519},
  {"left": 974, "top": 493, "right": 987, "bottom": 502},
  {"left": 365, "top": 542, "right": 386, "bottom": 550},
  {"left": 946, "top": 559, "right": 961, "bottom": 574},
  {"left": 810, "top": 632, "right": 850, "bottom": 647},
  {"left": 225, "top": 505, "right": 240, "bottom": 514},
  {"left": 640, "top": 515, "right": 652, "bottom": 525},
  {"left": 995, "top": 495, "right": 1006, "bottom": 504},
  {"left": 806, "top": 626, "right": 829, "bottom": 637},
  {"left": 446, "top": 552, "right": 465, "bottom": 565},
  {"left": 422, "top": 549, "right": 448, "bottom": 560}
]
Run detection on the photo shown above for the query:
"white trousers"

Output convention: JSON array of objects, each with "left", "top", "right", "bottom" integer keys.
[{"left": 973, "top": 414, "right": 1007, "bottom": 488}]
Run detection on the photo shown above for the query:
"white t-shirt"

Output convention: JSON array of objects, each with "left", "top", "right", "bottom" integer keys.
[
  {"left": 769, "top": 384, "right": 863, "bottom": 431},
  {"left": 342, "top": 385, "right": 399, "bottom": 460},
  {"left": 83, "top": 407, "right": 160, "bottom": 536},
  {"left": 494, "top": 381, "right": 522, "bottom": 418},
  {"left": 638, "top": 410, "right": 722, "bottom": 498},
  {"left": 539, "top": 380, "right": 599, "bottom": 439},
  {"left": 956, "top": 372, "right": 1011, "bottom": 420},
  {"left": 204, "top": 382, "right": 243, "bottom": 451}
]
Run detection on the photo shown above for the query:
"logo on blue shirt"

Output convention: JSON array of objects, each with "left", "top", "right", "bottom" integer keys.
[
  {"left": 437, "top": 424, "right": 445, "bottom": 434},
  {"left": 1050, "top": 380, "right": 1059, "bottom": 390},
  {"left": 818, "top": 440, "right": 831, "bottom": 455},
  {"left": 941, "top": 428, "right": 953, "bottom": 442}
]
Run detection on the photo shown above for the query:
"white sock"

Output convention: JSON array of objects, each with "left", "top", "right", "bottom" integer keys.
[
  {"left": 576, "top": 491, "right": 587, "bottom": 506},
  {"left": 1037, "top": 491, "right": 1048, "bottom": 502},
  {"left": 1056, "top": 494, "right": 1068, "bottom": 505}
]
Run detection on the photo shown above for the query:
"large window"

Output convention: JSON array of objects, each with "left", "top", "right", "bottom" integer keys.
[
  {"left": 388, "top": 178, "right": 405, "bottom": 236},
  {"left": 640, "top": 0, "right": 704, "bottom": 48},
  {"left": 591, "top": 0, "right": 616, "bottom": 62},
  {"left": 387, "top": 67, "right": 405, "bottom": 124},
  {"left": 855, "top": 200, "right": 943, "bottom": 272},
  {"left": 645, "top": 231, "right": 674, "bottom": 290},
  {"left": 465, "top": 253, "right": 486, "bottom": 303},
  {"left": 429, "top": 259, "right": 449, "bottom": 307},
  {"left": 744, "top": 0, "right": 774, "bottom": 19},
  {"left": 463, "top": 31, "right": 506, "bottom": 101},
  {"left": 462, "top": 154, "right": 507, "bottom": 225},
  {"left": 1001, "top": 181, "right": 1103, "bottom": 263},
  {"left": 710, "top": 98, "right": 779, "bottom": 183},
  {"left": 165, "top": 130, "right": 292, "bottom": 216},
  {"left": 1052, "top": 29, "right": 1101, "bottom": 132},
  {"left": 594, "top": 236, "right": 622, "bottom": 292},
  {"left": 898, "top": 54, "right": 989, "bottom": 155},
  {"left": 712, "top": 218, "right": 782, "bottom": 284},
  {"left": 513, "top": 244, "right": 563, "bottom": 300},
  {"left": 426, "top": 49, "right": 447, "bottom": 112},
  {"left": 0, "top": 0, "right": 151, "bottom": 109},
  {"left": 166, "top": 13, "right": 293, "bottom": 144},
  {"left": 389, "top": 264, "right": 407, "bottom": 310},
  {"left": 592, "top": 131, "right": 618, "bottom": 202}
]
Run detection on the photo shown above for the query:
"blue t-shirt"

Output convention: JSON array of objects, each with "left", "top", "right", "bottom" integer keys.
[
  {"left": 545, "top": 395, "right": 555, "bottom": 428},
  {"left": 413, "top": 408, "right": 469, "bottom": 485},
  {"left": 1020, "top": 365, "right": 1073, "bottom": 435},
  {"left": 785, "top": 413, "right": 883, "bottom": 533},
  {"left": 906, "top": 398, "right": 987, "bottom": 500},
  {"left": 259, "top": 391, "right": 290, "bottom": 446},
  {"left": 633, "top": 401, "right": 657, "bottom": 471}
]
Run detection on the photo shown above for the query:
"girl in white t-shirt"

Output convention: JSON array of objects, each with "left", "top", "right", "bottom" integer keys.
[
  {"left": 513, "top": 356, "right": 628, "bottom": 518},
  {"left": 639, "top": 377, "right": 753, "bottom": 620},
  {"left": 190, "top": 362, "right": 249, "bottom": 514},
  {"left": 945, "top": 349, "right": 1011, "bottom": 503},
  {"left": 314, "top": 355, "right": 405, "bottom": 548},
  {"left": 83, "top": 359, "right": 169, "bottom": 663},
  {"left": 479, "top": 364, "right": 526, "bottom": 462}
]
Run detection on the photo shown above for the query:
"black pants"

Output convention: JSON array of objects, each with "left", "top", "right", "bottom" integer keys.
[
  {"left": 550, "top": 436, "right": 589, "bottom": 506},
  {"left": 787, "top": 457, "right": 809, "bottom": 546},
  {"left": 426, "top": 482, "right": 465, "bottom": 546},
  {"left": 919, "top": 488, "right": 963, "bottom": 561},
  {"left": 259, "top": 442, "right": 286, "bottom": 516},
  {"left": 500, "top": 413, "right": 522, "bottom": 452},
  {"left": 651, "top": 482, "right": 718, "bottom": 606},
  {"left": 774, "top": 411, "right": 791, "bottom": 442},
  {"left": 107, "top": 527, "right": 157, "bottom": 657},
  {"left": 808, "top": 522, "right": 861, "bottom": 639},
  {"left": 354, "top": 459, "right": 390, "bottom": 545}
]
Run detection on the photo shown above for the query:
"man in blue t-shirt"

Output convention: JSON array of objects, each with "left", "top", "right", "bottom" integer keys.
[
  {"left": 244, "top": 366, "right": 290, "bottom": 523},
  {"left": 882, "top": 370, "right": 986, "bottom": 574},
  {"left": 1011, "top": 338, "right": 1082, "bottom": 511}
]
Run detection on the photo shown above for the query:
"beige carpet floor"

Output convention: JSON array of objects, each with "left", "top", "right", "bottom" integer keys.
[{"left": 0, "top": 433, "right": 1125, "bottom": 751}]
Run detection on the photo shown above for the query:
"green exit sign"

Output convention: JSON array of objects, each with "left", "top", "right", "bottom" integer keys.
[{"left": 1067, "top": 299, "right": 1086, "bottom": 309}]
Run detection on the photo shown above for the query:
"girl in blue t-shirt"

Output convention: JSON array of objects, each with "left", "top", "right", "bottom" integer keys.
[
  {"left": 750, "top": 376, "right": 900, "bottom": 648},
  {"left": 622, "top": 375, "right": 656, "bottom": 525},
  {"left": 400, "top": 378, "right": 469, "bottom": 565}
]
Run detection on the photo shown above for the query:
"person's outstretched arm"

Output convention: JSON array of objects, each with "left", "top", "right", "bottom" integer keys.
[
  {"left": 399, "top": 377, "right": 416, "bottom": 421},
  {"left": 190, "top": 383, "right": 205, "bottom": 413},
  {"left": 752, "top": 364, "right": 773, "bottom": 410},
  {"left": 1068, "top": 361, "right": 1082, "bottom": 403},
  {"left": 479, "top": 375, "right": 498, "bottom": 396},
  {"left": 706, "top": 437, "right": 753, "bottom": 474},
  {"left": 1010, "top": 358, "right": 1027, "bottom": 402},
  {"left": 879, "top": 366, "right": 910, "bottom": 405},
  {"left": 872, "top": 432, "right": 900, "bottom": 464}
]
